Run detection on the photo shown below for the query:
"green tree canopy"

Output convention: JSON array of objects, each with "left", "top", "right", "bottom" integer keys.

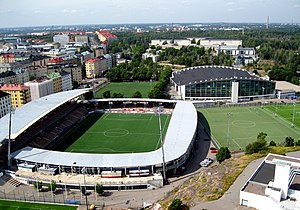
[{"left": 216, "top": 147, "right": 231, "bottom": 163}]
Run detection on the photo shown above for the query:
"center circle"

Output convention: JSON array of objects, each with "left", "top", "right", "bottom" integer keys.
[
  {"left": 104, "top": 129, "right": 129, "bottom": 137},
  {"left": 232, "top": 120, "right": 256, "bottom": 128}
]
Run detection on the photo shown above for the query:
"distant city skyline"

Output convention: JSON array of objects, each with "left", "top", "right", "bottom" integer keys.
[{"left": 0, "top": 0, "right": 300, "bottom": 28}]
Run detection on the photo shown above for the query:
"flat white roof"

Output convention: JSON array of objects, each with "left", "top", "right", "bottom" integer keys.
[
  {"left": 12, "top": 100, "right": 198, "bottom": 168},
  {"left": 0, "top": 89, "right": 90, "bottom": 144}
]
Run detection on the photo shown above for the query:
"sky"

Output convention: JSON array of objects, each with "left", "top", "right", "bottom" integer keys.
[{"left": 0, "top": 0, "right": 300, "bottom": 28}]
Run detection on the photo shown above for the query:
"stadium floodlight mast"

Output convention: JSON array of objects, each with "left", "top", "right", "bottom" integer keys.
[
  {"left": 7, "top": 106, "right": 15, "bottom": 170},
  {"left": 81, "top": 167, "right": 89, "bottom": 210},
  {"left": 155, "top": 106, "right": 167, "bottom": 184}
]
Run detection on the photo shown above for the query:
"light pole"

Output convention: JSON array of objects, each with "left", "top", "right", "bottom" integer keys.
[
  {"left": 227, "top": 112, "right": 232, "bottom": 148},
  {"left": 81, "top": 167, "right": 89, "bottom": 210},
  {"left": 7, "top": 106, "right": 15, "bottom": 170},
  {"left": 292, "top": 102, "right": 296, "bottom": 128},
  {"left": 155, "top": 106, "right": 167, "bottom": 184}
]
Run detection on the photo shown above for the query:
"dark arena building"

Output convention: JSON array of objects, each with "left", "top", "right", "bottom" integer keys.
[{"left": 171, "top": 66, "right": 276, "bottom": 102}]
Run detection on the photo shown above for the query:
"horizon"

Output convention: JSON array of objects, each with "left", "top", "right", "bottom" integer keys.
[{"left": 1, "top": 0, "right": 299, "bottom": 29}]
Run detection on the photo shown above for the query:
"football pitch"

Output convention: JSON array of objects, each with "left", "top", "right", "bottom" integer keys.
[
  {"left": 64, "top": 113, "right": 171, "bottom": 154},
  {"left": 199, "top": 104, "right": 300, "bottom": 151},
  {"left": 96, "top": 82, "right": 157, "bottom": 98},
  {"left": 0, "top": 199, "right": 77, "bottom": 210}
]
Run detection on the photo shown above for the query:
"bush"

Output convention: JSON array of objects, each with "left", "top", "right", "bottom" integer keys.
[
  {"left": 216, "top": 147, "right": 231, "bottom": 163},
  {"left": 285, "top": 137, "right": 295, "bottom": 147},
  {"left": 96, "top": 184, "right": 104, "bottom": 195},
  {"left": 168, "top": 199, "right": 188, "bottom": 210},
  {"left": 102, "top": 90, "right": 111, "bottom": 98},
  {"left": 34, "top": 181, "right": 43, "bottom": 190},
  {"left": 132, "top": 91, "right": 142, "bottom": 98},
  {"left": 245, "top": 132, "right": 268, "bottom": 154},
  {"left": 269, "top": 141, "right": 276, "bottom": 146}
]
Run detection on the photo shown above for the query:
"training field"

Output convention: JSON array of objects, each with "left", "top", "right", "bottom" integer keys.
[
  {"left": 64, "top": 113, "right": 171, "bottom": 154},
  {"left": 96, "top": 82, "right": 157, "bottom": 98},
  {"left": 0, "top": 199, "right": 77, "bottom": 210},
  {"left": 200, "top": 105, "right": 300, "bottom": 151},
  {"left": 266, "top": 103, "right": 300, "bottom": 127}
]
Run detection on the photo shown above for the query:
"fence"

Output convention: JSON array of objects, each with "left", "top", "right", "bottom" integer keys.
[{"left": 0, "top": 188, "right": 105, "bottom": 209}]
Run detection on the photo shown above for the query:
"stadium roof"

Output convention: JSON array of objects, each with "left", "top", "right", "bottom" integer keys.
[
  {"left": 171, "top": 66, "right": 265, "bottom": 86},
  {"left": 0, "top": 89, "right": 90, "bottom": 144},
  {"left": 12, "top": 100, "right": 198, "bottom": 168}
]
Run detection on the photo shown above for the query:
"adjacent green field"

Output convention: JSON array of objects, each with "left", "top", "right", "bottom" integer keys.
[
  {"left": 96, "top": 82, "right": 157, "bottom": 98},
  {"left": 199, "top": 105, "right": 300, "bottom": 151},
  {"left": 65, "top": 113, "right": 171, "bottom": 154},
  {"left": 0, "top": 199, "right": 77, "bottom": 210}
]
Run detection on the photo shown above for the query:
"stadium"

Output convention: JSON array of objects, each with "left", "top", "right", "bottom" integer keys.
[
  {"left": 171, "top": 65, "right": 276, "bottom": 102},
  {"left": 0, "top": 89, "right": 198, "bottom": 190}
]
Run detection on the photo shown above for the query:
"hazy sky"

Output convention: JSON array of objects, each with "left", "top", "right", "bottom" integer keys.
[{"left": 0, "top": 0, "right": 300, "bottom": 28}]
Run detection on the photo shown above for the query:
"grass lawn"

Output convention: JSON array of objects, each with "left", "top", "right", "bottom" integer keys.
[
  {"left": 199, "top": 105, "right": 300, "bottom": 151},
  {"left": 64, "top": 113, "right": 171, "bottom": 154},
  {"left": 0, "top": 199, "right": 77, "bottom": 210},
  {"left": 95, "top": 82, "right": 157, "bottom": 98}
]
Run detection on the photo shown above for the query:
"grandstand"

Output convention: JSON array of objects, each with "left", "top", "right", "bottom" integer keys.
[{"left": 0, "top": 92, "right": 198, "bottom": 190}]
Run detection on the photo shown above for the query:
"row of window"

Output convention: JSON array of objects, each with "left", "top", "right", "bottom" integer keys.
[{"left": 185, "top": 80, "right": 275, "bottom": 98}]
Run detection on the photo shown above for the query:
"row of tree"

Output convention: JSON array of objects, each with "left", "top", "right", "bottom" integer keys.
[{"left": 148, "top": 67, "right": 173, "bottom": 99}]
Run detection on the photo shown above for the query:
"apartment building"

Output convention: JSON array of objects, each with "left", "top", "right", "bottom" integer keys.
[
  {"left": 0, "top": 90, "right": 11, "bottom": 118},
  {"left": 25, "top": 77, "right": 54, "bottom": 101},
  {"left": 0, "top": 84, "right": 31, "bottom": 108}
]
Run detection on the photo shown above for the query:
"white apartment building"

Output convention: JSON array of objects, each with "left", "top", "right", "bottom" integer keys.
[
  {"left": 53, "top": 34, "right": 69, "bottom": 47},
  {"left": 25, "top": 78, "right": 54, "bottom": 101},
  {"left": 142, "top": 52, "right": 160, "bottom": 62}
]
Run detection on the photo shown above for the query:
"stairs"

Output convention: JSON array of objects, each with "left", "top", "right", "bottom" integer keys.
[{"left": 1, "top": 175, "right": 22, "bottom": 187}]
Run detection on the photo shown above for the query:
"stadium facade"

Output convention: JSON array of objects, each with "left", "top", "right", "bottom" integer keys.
[
  {"left": 0, "top": 90, "right": 198, "bottom": 190},
  {"left": 171, "top": 66, "right": 276, "bottom": 102}
]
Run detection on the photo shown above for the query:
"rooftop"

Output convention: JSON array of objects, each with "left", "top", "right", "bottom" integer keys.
[
  {"left": 0, "top": 84, "right": 30, "bottom": 91},
  {"left": 171, "top": 66, "right": 264, "bottom": 85},
  {"left": 0, "top": 89, "right": 90, "bottom": 144}
]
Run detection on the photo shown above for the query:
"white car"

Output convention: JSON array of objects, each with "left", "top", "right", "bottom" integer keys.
[{"left": 200, "top": 158, "right": 214, "bottom": 167}]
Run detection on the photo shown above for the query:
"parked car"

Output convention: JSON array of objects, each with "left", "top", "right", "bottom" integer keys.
[
  {"left": 200, "top": 158, "right": 214, "bottom": 167},
  {"left": 210, "top": 147, "right": 218, "bottom": 153}
]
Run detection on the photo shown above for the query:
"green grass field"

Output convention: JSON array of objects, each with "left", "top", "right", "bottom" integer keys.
[
  {"left": 95, "top": 82, "right": 157, "bottom": 98},
  {"left": 0, "top": 199, "right": 77, "bottom": 210},
  {"left": 199, "top": 104, "right": 300, "bottom": 151},
  {"left": 64, "top": 113, "right": 171, "bottom": 153}
]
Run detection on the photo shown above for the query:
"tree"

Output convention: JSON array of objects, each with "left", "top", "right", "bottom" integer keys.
[
  {"left": 296, "top": 140, "right": 300, "bottom": 146},
  {"left": 96, "top": 184, "right": 104, "bottom": 195},
  {"left": 112, "top": 92, "right": 124, "bottom": 98},
  {"left": 48, "top": 180, "right": 57, "bottom": 192},
  {"left": 132, "top": 91, "right": 142, "bottom": 98},
  {"left": 291, "top": 76, "right": 299, "bottom": 85},
  {"left": 216, "top": 147, "right": 231, "bottom": 163},
  {"left": 191, "top": 39, "right": 196, "bottom": 44},
  {"left": 269, "top": 140, "right": 276, "bottom": 146},
  {"left": 285, "top": 137, "right": 295, "bottom": 147},
  {"left": 257, "top": 132, "right": 267, "bottom": 141},
  {"left": 103, "top": 90, "right": 111, "bottom": 98},
  {"left": 168, "top": 199, "right": 184, "bottom": 210},
  {"left": 34, "top": 181, "right": 43, "bottom": 191}
]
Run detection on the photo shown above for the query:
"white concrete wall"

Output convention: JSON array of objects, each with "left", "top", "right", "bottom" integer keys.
[
  {"left": 240, "top": 191, "right": 281, "bottom": 210},
  {"left": 273, "top": 164, "right": 290, "bottom": 199}
]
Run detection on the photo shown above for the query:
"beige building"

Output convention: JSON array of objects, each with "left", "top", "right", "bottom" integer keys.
[
  {"left": 0, "top": 84, "right": 31, "bottom": 108},
  {"left": 0, "top": 54, "right": 15, "bottom": 64},
  {"left": 48, "top": 72, "right": 62, "bottom": 93}
]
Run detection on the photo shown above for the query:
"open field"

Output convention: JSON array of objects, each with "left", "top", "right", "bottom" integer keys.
[
  {"left": 64, "top": 113, "right": 171, "bottom": 154},
  {"left": 95, "top": 82, "right": 157, "bottom": 98},
  {"left": 0, "top": 199, "right": 77, "bottom": 210},
  {"left": 199, "top": 105, "right": 300, "bottom": 151}
]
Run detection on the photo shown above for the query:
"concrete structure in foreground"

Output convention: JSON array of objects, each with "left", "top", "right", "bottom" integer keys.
[
  {"left": 240, "top": 153, "right": 300, "bottom": 210},
  {"left": 171, "top": 66, "right": 276, "bottom": 103}
]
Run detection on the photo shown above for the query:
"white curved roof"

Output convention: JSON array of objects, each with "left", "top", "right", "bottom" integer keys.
[
  {"left": 12, "top": 100, "right": 198, "bottom": 168},
  {"left": 0, "top": 89, "right": 90, "bottom": 144}
]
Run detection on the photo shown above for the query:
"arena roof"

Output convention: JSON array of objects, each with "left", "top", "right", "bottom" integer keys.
[
  {"left": 171, "top": 66, "right": 264, "bottom": 86},
  {"left": 11, "top": 100, "right": 198, "bottom": 168},
  {"left": 0, "top": 89, "right": 90, "bottom": 144}
]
